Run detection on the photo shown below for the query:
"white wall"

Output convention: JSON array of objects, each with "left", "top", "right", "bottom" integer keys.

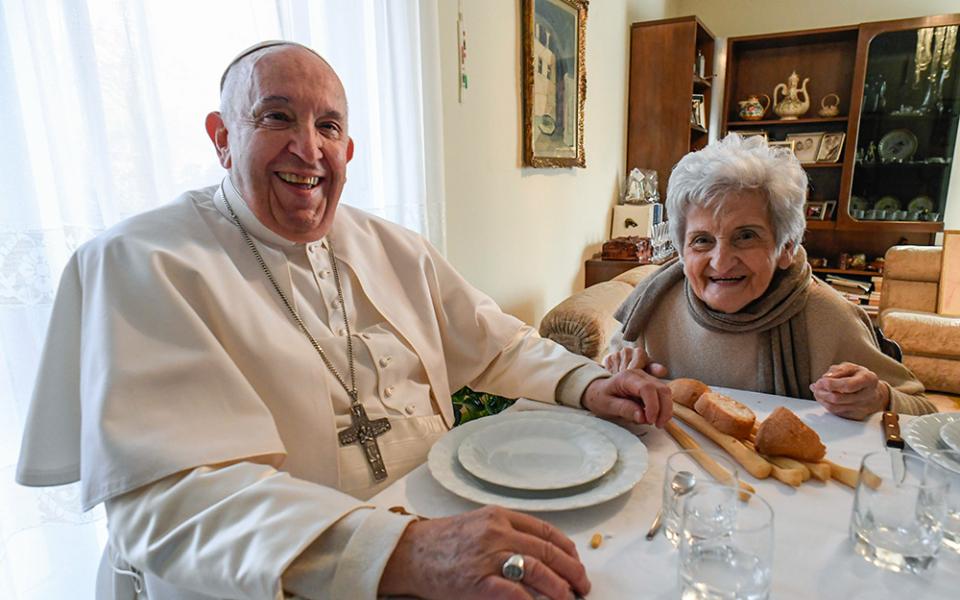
[
  {"left": 438, "top": 0, "right": 670, "bottom": 325},
  {"left": 670, "top": 0, "right": 960, "bottom": 235}
]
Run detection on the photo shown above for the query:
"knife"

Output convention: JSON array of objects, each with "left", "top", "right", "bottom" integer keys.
[{"left": 883, "top": 411, "right": 905, "bottom": 484}]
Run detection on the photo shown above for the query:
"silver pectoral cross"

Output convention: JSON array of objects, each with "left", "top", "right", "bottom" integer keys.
[{"left": 338, "top": 403, "right": 392, "bottom": 481}]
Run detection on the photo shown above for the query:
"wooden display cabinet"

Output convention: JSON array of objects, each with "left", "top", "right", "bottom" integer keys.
[
  {"left": 627, "top": 16, "right": 715, "bottom": 202},
  {"left": 720, "top": 15, "right": 960, "bottom": 268}
]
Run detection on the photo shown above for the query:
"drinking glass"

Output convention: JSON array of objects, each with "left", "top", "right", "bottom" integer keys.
[
  {"left": 928, "top": 449, "right": 960, "bottom": 553},
  {"left": 849, "top": 451, "right": 948, "bottom": 573},
  {"left": 663, "top": 450, "right": 740, "bottom": 545},
  {"left": 678, "top": 486, "right": 773, "bottom": 600}
]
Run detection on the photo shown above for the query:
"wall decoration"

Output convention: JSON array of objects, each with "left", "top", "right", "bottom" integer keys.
[{"left": 522, "top": 0, "right": 588, "bottom": 168}]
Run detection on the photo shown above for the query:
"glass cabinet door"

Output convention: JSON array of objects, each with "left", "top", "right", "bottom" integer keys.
[{"left": 850, "top": 25, "right": 959, "bottom": 223}]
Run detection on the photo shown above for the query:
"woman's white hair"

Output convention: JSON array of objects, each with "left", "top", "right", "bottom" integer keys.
[{"left": 666, "top": 133, "right": 808, "bottom": 258}]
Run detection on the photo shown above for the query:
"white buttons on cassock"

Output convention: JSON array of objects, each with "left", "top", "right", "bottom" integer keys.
[
  {"left": 318, "top": 269, "right": 330, "bottom": 279},
  {"left": 379, "top": 356, "right": 392, "bottom": 367},
  {"left": 337, "top": 328, "right": 346, "bottom": 336},
  {"left": 330, "top": 299, "right": 340, "bottom": 309},
  {"left": 384, "top": 386, "right": 395, "bottom": 398},
  {"left": 404, "top": 404, "right": 416, "bottom": 415}
]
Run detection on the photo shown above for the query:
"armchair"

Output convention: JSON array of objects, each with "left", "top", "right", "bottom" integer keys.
[{"left": 880, "top": 245, "right": 960, "bottom": 394}]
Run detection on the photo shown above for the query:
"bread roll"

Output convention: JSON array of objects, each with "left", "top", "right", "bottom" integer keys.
[
  {"left": 693, "top": 392, "right": 756, "bottom": 440},
  {"left": 668, "top": 378, "right": 710, "bottom": 408},
  {"left": 755, "top": 406, "right": 826, "bottom": 462}
]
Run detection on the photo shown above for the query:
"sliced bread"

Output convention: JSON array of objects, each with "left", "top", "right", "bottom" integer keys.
[
  {"left": 694, "top": 392, "right": 756, "bottom": 440},
  {"left": 755, "top": 406, "right": 826, "bottom": 462},
  {"left": 668, "top": 378, "right": 710, "bottom": 408}
]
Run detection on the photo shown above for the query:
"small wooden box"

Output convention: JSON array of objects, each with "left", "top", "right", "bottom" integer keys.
[{"left": 601, "top": 236, "right": 653, "bottom": 262}]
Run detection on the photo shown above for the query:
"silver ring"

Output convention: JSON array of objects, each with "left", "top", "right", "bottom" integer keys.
[{"left": 501, "top": 553, "right": 525, "bottom": 582}]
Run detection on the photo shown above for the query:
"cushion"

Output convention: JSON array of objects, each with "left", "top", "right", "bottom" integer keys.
[
  {"left": 612, "top": 264, "right": 662, "bottom": 287},
  {"left": 539, "top": 280, "right": 633, "bottom": 361},
  {"left": 884, "top": 245, "right": 942, "bottom": 282},
  {"left": 902, "top": 355, "right": 960, "bottom": 395},
  {"left": 880, "top": 309, "right": 960, "bottom": 359},
  {"left": 881, "top": 280, "right": 939, "bottom": 313}
]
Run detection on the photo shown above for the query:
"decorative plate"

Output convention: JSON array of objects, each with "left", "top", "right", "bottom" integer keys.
[
  {"left": 457, "top": 419, "right": 618, "bottom": 490},
  {"left": 850, "top": 196, "right": 869, "bottom": 211},
  {"left": 903, "top": 413, "right": 960, "bottom": 460},
  {"left": 907, "top": 195, "right": 934, "bottom": 213},
  {"left": 427, "top": 411, "right": 648, "bottom": 512},
  {"left": 939, "top": 420, "right": 960, "bottom": 453},
  {"left": 878, "top": 129, "right": 918, "bottom": 162},
  {"left": 874, "top": 195, "right": 900, "bottom": 211}
]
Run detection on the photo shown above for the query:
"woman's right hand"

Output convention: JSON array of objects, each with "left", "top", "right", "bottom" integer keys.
[{"left": 602, "top": 346, "right": 667, "bottom": 378}]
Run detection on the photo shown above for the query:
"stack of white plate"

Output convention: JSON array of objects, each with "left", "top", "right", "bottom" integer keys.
[
  {"left": 427, "top": 411, "right": 648, "bottom": 511},
  {"left": 903, "top": 413, "right": 960, "bottom": 460}
]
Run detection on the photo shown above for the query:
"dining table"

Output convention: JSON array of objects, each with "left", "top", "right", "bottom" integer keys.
[{"left": 372, "top": 387, "right": 960, "bottom": 599}]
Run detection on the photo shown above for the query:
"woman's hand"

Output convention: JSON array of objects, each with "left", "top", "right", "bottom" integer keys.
[
  {"left": 379, "top": 505, "right": 589, "bottom": 600},
  {"left": 602, "top": 345, "right": 667, "bottom": 377},
  {"left": 582, "top": 368, "right": 672, "bottom": 428},
  {"left": 810, "top": 362, "right": 890, "bottom": 420}
]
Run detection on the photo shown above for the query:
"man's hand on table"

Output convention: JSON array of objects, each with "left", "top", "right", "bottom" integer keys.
[
  {"left": 379, "top": 505, "right": 589, "bottom": 600},
  {"left": 810, "top": 362, "right": 890, "bottom": 420},
  {"left": 586, "top": 348, "right": 672, "bottom": 427}
]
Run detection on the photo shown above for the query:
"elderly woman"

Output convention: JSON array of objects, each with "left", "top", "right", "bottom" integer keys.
[{"left": 606, "top": 134, "right": 934, "bottom": 419}]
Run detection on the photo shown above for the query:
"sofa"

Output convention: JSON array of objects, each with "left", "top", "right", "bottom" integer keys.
[
  {"left": 539, "top": 263, "right": 659, "bottom": 362},
  {"left": 879, "top": 245, "right": 960, "bottom": 394}
]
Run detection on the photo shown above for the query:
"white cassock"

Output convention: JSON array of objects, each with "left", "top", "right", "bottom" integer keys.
[{"left": 16, "top": 178, "right": 608, "bottom": 599}]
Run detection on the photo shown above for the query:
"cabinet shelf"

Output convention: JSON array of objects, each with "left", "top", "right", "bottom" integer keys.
[
  {"left": 727, "top": 117, "right": 849, "bottom": 127},
  {"left": 811, "top": 267, "right": 879, "bottom": 276},
  {"left": 802, "top": 163, "right": 843, "bottom": 169},
  {"left": 628, "top": 16, "right": 715, "bottom": 202},
  {"left": 693, "top": 74, "right": 713, "bottom": 89}
]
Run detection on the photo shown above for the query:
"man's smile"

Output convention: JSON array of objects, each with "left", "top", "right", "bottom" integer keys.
[{"left": 276, "top": 172, "right": 321, "bottom": 189}]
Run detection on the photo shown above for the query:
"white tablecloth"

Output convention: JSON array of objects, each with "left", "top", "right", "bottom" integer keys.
[{"left": 372, "top": 388, "right": 960, "bottom": 599}]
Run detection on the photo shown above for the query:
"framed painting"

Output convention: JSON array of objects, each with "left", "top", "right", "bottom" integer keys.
[{"left": 522, "top": 0, "right": 588, "bottom": 168}]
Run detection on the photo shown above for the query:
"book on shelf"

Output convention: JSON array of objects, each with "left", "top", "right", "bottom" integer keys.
[{"left": 824, "top": 275, "right": 871, "bottom": 293}]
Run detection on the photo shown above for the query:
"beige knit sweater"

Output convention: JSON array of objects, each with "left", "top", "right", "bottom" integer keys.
[{"left": 610, "top": 278, "right": 935, "bottom": 415}]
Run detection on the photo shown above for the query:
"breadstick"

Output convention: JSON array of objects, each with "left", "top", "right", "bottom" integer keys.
[
  {"left": 799, "top": 460, "right": 831, "bottom": 482},
  {"left": 826, "top": 460, "right": 860, "bottom": 488},
  {"left": 664, "top": 421, "right": 756, "bottom": 500},
  {"left": 672, "top": 404, "right": 772, "bottom": 479},
  {"left": 768, "top": 462, "right": 805, "bottom": 487},
  {"left": 767, "top": 456, "right": 811, "bottom": 482}
]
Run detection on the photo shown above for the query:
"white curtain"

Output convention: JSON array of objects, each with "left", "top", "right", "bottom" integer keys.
[{"left": 0, "top": 1, "right": 443, "bottom": 597}]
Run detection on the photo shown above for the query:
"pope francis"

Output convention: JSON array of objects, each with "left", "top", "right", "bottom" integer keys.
[{"left": 16, "top": 41, "right": 672, "bottom": 600}]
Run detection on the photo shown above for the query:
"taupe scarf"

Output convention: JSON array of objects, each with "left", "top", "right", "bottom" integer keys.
[{"left": 614, "top": 247, "right": 814, "bottom": 399}]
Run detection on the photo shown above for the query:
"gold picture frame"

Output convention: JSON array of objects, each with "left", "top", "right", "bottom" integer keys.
[{"left": 522, "top": 0, "right": 588, "bottom": 168}]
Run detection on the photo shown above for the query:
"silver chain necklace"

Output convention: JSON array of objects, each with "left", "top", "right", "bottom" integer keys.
[{"left": 222, "top": 192, "right": 391, "bottom": 481}]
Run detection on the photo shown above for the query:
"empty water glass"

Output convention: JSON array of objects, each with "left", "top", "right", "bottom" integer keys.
[
  {"left": 849, "top": 451, "right": 948, "bottom": 573},
  {"left": 663, "top": 450, "right": 740, "bottom": 545},
  {"left": 928, "top": 449, "right": 960, "bottom": 553},
  {"left": 678, "top": 486, "right": 773, "bottom": 600}
]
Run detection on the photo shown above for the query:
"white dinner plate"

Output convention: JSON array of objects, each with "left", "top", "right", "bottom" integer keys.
[
  {"left": 456, "top": 418, "right": 618, "bottom": 490},
  {"left": 939, "top": 420, "right": 960, "bottom": 453},
  {"left": 903, "top": 413, "right": 960, "bottom": 459},
  {"left": 428, "top": 411, "right": 648, "bottom": 512}
]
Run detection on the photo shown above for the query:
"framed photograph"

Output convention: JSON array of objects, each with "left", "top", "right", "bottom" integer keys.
[
  {"left": 786, "top": 132, "right": 825, "bottom": 163},
  {"left": 522, "top": 0, "right": 588, "bottom": 168},
  {"left": 816, "top": 132, "right": 846, "bottom": 163},
  {"left": 740, "top": 130, "right": 768, "bottom": 142},
  {"left": 805, "top": 201, "right": 828, "bottom": 220},
  {"left": 691, "top": 93, "right": 706, "bottom": 127},
  {"left": 768, "top": 140, "right": 796, "bottom": 153},
  {"left": 822, "top": 200, "right": 837, "bottom": 219}
]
